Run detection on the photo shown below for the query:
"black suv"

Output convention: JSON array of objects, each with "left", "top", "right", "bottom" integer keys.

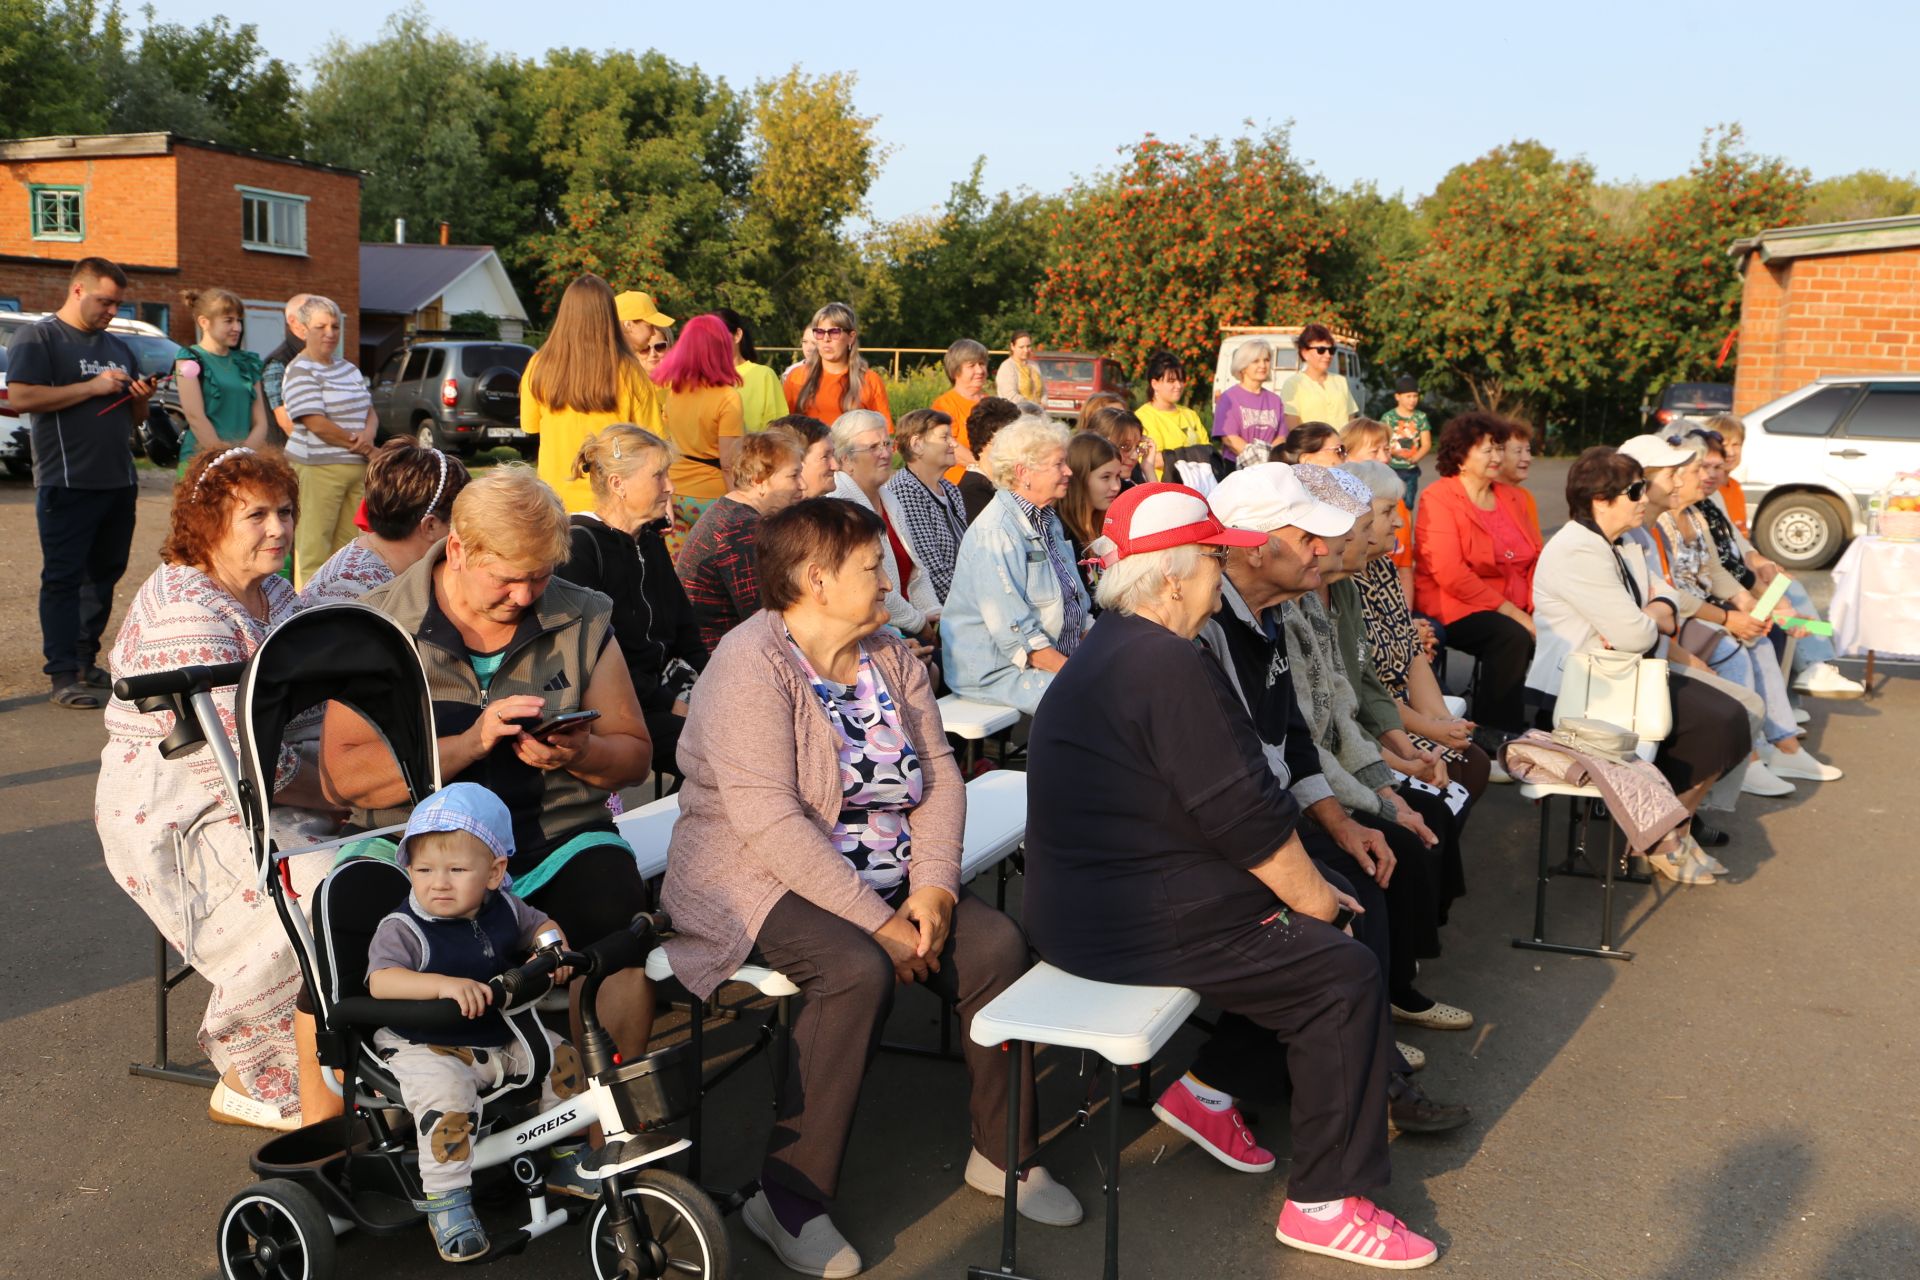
[{"left": 370, "top": 340, "right": 534, "bottom": 456}]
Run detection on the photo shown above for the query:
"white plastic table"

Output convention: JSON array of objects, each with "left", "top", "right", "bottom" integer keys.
[{"left": 1829, "top": 536, "right": 1920, "bottom": 689}]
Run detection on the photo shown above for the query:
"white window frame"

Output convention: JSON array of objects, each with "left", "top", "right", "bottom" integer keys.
[{"left": 237, "top": 184, "right": 309, "bottom": 257}]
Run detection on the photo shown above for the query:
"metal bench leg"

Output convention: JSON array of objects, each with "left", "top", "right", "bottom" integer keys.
[
  {"left": 1103, "top": 1062, "right": 1123, "bottom": 1280},
  {"left": 1513, "top": 793, "right": 1635, "bottom": 962},
  {"left": 130, "top": 928, "right": 217, "bottom": 1087},
  {"left": 686, "top": 995, "right": 705, "bottom": 1185}
]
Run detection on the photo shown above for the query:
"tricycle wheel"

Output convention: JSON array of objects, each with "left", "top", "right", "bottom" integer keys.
[
  {"left": 218, "top": 1177, "right": 337, "bottom": 1280},
  {"left": 588, "top": 1169, "right": 731, "bottom": 1279}
]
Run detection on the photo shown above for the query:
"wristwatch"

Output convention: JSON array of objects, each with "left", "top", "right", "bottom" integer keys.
[{"left": 1330, "top": 905, "right": 1356, "bottom": 933}]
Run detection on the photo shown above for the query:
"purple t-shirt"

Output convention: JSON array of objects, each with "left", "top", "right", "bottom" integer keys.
[{"left": 1212, "top": 385, "right": 1286, "bottom": 460}]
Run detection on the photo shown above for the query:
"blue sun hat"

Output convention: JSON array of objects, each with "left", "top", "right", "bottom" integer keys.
[{"left": 396, "top": 783, "right": 516, "bottom": 882}]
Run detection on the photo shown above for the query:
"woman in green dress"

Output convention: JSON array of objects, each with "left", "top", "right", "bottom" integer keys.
[{"left": 175, "top": 287, "right": 269, "bottom": 473}]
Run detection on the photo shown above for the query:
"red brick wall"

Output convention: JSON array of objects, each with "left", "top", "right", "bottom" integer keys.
[
  {"left": 0, "top": 260, "right": 177, "bottom": 319},
  {"left": 0, "top": 153, "right": 179, "bottom": 268},
  {"left": 171, "top": 144, "right": 361, "bottom": 355},
  {"left": 1734, "top": 247, "right": 1920, "bottom": 413}
]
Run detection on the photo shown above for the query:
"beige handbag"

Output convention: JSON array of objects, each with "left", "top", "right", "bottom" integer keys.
[
  {"left": 1550, "top": 717, "right": 1640, "bottom": 763},
  {"left": 1552, "top": 649, "right": 1672, "bottom": 741}
]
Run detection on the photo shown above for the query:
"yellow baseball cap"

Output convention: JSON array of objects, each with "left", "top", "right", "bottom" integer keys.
[{"left": 615, "top": 291, "right": 673, "bottom": 327}]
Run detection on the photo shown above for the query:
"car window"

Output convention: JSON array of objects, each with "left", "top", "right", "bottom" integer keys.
[
  {"left": 397, "top": 350, "right": 427, "bottom": 383},
  {"left": 1272, "top": 348, "right": 1299, "bottom": 372},
  {"left": 1762, "top": 386, "right": 1859, "bottom": 437},
  {"left": 123, "top": 334, "right": 181, "bottom": 377},
  {"left": 377, "top": 352, "right": 405, "bottom": 384},
  {"left": 460, "top": 344, "right": 533, "bottom": 376},
  {"left": 1841, "top": 386, "right": 1920, "bottom": 442},
  {"left": 1665, "top": 383, "right": 1733, "bottom": 412},
  {"left": 423, "top": 349, "right": 445, "bottom": 380},
  {"left": 1038, "top": 358, "right": 1094, "bottom": 382}
]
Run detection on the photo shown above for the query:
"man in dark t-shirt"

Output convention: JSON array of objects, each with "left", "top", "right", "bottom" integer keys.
[{"left": 6, "top": 257, "right": 154, "bottom": 708}]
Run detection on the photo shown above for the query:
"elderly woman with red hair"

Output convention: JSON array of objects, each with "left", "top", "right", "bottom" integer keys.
[
  {"left": 1412, "top": 413, "right": 1541, "bottom": 738},
  {"left": 97, "top": 447, "right": 344, "bottom": 1130}
]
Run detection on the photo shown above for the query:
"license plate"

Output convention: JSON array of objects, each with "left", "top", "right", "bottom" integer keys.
[
  {"left": 1044, "top": 398, "right": 1074, "bottom": 409},
  {"left": 486, "top": 427, "right": 522, "bottom": 440}
]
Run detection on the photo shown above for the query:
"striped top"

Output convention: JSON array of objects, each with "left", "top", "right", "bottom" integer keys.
[{"left": 281, "top": 355, "right": 372, "bottom": 466}]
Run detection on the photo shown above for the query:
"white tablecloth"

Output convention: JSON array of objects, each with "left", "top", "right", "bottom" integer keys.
[{"left": 1829, "top": 536, "right": 1920, "bottom": 659}]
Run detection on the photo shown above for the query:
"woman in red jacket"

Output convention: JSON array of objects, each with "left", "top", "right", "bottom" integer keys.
[{"left": 1412, "top": 413, "right": 1540, "bottom": 734}]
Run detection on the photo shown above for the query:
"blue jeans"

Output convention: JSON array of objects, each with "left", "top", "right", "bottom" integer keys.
[
  {"left": 37, "top": 484, "right": 138, "bottom": 678},
  {"left": 1780, "top": 580, "right": 1835, "bottom": 675},
  {"left": 1395, "top": 464, "right": 1421, "bottom": 509},
  {"left": 1708, "top": 633, "right": 1796, "bottom": 745}
]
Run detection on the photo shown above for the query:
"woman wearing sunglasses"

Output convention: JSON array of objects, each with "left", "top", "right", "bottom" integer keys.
[
  {"left": 1526, "top": 446, "right": 1752, "bottom": 885},
  {"left": 783, "top": 301, "right": 893, "bottom": 429},
  {"left": 1279, "top": 324, "right": 1359, "bottom": 432}
]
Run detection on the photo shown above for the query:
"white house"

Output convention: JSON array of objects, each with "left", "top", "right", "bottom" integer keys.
[{"left": 358, "top": 241, "right": 529, "bottom": 370}]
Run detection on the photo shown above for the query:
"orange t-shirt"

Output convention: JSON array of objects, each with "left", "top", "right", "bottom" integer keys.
[
  {"left": 1720, "top": 477, "right": 1749, "bottom": 535},
  {"left": 782, "top": 365, "right": 892, "bottom": 429},
  {"left": 1392, "top": 499, "right": 1413, "bottom": 569},
  {"left": 932, "top": 388, "right": 981, "bottom": 470}
]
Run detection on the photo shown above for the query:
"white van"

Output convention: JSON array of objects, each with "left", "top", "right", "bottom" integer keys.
[
  {"left": 1212, "top": 326, "right": 1371, "bottom": 416},
  {"left": 1736, "top": 374, "right": 1920, "bottom": 569}
]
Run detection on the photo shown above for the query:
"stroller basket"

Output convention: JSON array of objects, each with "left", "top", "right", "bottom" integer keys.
[{"left": 602, "top": 1041, "right": 697, "bottom": 1133}]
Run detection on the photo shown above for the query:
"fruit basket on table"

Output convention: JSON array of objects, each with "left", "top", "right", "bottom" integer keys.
[{"left": 1875, "top": 473, "right": 1920, "bottom": 541}]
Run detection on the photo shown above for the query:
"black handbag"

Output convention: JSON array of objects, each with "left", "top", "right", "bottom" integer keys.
[{"left": 140, "top": 403, "right": 181, "bottom": 469}]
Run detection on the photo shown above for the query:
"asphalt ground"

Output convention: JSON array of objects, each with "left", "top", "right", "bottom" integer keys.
[{"left": 3, "top": 457, "right": 1915, "bottom": 1279}]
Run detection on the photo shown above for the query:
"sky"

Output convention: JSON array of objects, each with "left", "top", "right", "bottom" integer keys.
[{"left": 167, "top": 0, "right": 1920, "bottom": 223}]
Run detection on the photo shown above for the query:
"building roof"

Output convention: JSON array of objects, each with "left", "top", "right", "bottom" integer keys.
[
  {"left": 1730, "top": 214, "right": 1920, "bottom": 264},
  {"left": 0, "top": 131, "right": 363, "bottom": 178},
  {"left": 358, "top": 243, "right": 529, "bottom": 322}
]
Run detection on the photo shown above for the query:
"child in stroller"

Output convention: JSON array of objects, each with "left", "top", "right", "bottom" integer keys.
[{"left": 367, "top": 782, "right": 591, "bottom": 1261}]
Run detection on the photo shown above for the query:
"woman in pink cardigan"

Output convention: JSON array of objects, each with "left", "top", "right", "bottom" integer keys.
[{"left": 660, "top": 498, "right": 1080, "bottom": 1277}]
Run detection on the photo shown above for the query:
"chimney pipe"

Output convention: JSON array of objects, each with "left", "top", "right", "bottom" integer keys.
[
  {"left": 439, "top": 221, "right": 450, "bottom": 246},
  {"left": 395, "top": 218, "right": 406, "bottom": 244}
]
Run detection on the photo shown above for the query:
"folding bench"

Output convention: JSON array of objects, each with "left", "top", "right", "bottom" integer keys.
[
  {"left": 966, "top": 963, "right": 1200, "bottom": 1280},
  {"left": 1510, "top": 739, "right": 1661, "bottom": 963},
  {"left": 939, "top": 694, "right": 1021, "bottom": 773}
]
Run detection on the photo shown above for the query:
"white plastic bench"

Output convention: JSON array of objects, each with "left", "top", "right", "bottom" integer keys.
[
  {"left": 939, "top": 693, "right": 1021, "bottom": 771},
  {"left": 1514, "top": 738, "right": 1659, "bottom": 963},
  {"left": 1442, "top": 694, "right": 1467, "bottom": 719},
  {"left": 968, "top": 963, "right": 1200, "bottom": 1280}
]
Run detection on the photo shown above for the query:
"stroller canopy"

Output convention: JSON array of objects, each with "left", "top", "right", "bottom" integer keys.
[{"left": 236, "top": 602, "right": 440, "bottom": 864}]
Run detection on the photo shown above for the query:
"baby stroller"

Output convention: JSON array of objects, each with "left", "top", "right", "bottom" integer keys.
[{"left": 114, "top": 602, "right": 729, "bottom": 1278}]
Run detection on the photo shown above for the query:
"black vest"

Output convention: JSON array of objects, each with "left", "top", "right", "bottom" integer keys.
[{"left": 388, "top": 890, "right": 522, "bottom": 1046}]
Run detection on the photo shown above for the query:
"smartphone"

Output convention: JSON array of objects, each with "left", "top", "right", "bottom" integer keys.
[{"left": 518, "top": 709, "right": 601, "bottom": 738}]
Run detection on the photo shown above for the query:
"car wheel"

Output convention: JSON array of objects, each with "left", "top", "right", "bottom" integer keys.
[{"left": 1754, "top": 493, "right": 1850, "bottom": 570}]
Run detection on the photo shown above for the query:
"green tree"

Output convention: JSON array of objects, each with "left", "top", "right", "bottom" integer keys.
[
  {"left": 1610, "top": 127, "right": 1807, "bottom": 395},
  {"left": 512, "top": 47, "right": 750, "bottom": 316},
  {"left": 305, "top": 6, "right": 530, "bottom": 252},
  {"left": 1802, "top": 170, "right": 1920, "bottom": 223},
  {"left": 1366, "top": 141, "right": 1613, "bottom": 419},
  {"left": 0, "top": 0, "right": 109, "bottom": 137},
  {"left": 104, "top": 9, "right": 307, "bottom": 156},
  {"left": 1036, "top": 127, "right": 1346, "bottom": 396}
]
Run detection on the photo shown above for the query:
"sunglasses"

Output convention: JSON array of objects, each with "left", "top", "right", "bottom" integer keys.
[
  {"left": 1304, "top": 345, "right": 1335, "bottom": 355},
  {"left": 810, "top": 326, "right": 850, "bottom": 340},
  {"left": 1620, "top": 480, "right": 1648, "bottom": 501},
  {"left": 645, "top": 341, "right": 670, "bottom": 354},
  {"left": 1331, "top": 444, "right": 1349, "bottom": 460}
]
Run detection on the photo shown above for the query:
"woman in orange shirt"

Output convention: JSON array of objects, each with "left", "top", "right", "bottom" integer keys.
[
  {"left": 1495, "top": 418, "right": 1541, "bottom": 540},
  {"left": 654, "top": 313, "right": 745, "bottom": 551},
  {"left": 932, "top": 338, "right": 988, "bottom": 475},
  {"left": 1412, "top": 413, "right": 1542, "bottom": 735},
  {"left": 782, "top": 302, "right": 892, "bottom": 428}
]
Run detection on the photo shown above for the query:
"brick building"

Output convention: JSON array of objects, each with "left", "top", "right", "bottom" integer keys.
[
  {"left": 0, "top": 132, "right": 361, "bottom": 357},
  {"left": 1729, "top": 214, "right": 1920, "bottom": 414}
]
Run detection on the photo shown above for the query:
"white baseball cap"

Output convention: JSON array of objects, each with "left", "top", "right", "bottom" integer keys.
[
  {"left": 1208, "top": 463, "right": 1356, "bottom": 537},
  {"left": 1616, "top": 434, "right": 1697, "bottom": 469}
]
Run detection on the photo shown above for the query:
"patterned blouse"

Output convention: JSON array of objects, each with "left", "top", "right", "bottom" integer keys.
[
  {"left": 1012, "top": 494, "right": 1088, "bottom": 657},
  {"left": 884, "top": 467, "right": 969, "bottom": 601},
  {"left": 1355, "top": 557, "right": 1467, "bottom": 764},
  {"left": 1656, "top": 509, "right": 1721, "bottom": 603},
  {"left": 788, "top": 636, "right": 925, "bottom": 906},
  {"left": 297, "top": 538, "right": 395, "bottom": 609}
]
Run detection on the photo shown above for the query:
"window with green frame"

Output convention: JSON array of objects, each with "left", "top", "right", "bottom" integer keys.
[{"left": 30, "top": 186, "right": 83, "bottom": 240}]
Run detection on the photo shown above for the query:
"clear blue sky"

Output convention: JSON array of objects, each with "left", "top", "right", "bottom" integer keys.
[{"left": 191, "top": 0, "right": 1919, "bottom": 221}]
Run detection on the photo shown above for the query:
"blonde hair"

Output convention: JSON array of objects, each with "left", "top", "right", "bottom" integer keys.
[
  {"left": 572, "top": 424, "right": 668, "bottom": 505},
  {"left": 989, "top": 415, "right": 1071, "bottom": 489},
  {"left": 1703, "top": 414, "right": 1746, "bottom": 444},
  {"left": 734, "top": 431, "right": 805, "bottom": 487},
  {"left": 181, "top": 286, "right": 243, "bottom": 327},
  {"left": 526, "top": 274, "right": 648, "bottom": 415},
  {"left": 449, "top": 464, "right": 570, "bottom": 567},
  {"left": 793, "top": 302, "right": 870, "bottom": 417},
  {"left": 1340, "top": 418, "right": 1391, "bottom": 455}
]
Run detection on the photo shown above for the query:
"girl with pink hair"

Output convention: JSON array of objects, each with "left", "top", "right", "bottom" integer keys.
[{"left": 655, "top": 313, "right": 746, "bottom": 549}]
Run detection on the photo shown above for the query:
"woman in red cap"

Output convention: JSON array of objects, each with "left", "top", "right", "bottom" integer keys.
[{"left": 1023, "top": 481, "right": 1442, "bottom": 1271}]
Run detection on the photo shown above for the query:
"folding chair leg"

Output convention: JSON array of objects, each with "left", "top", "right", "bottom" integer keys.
[
  {"left": 1103, "top": 1063, "right": 1123, "bottom": 1280},
  {"left": 686, "top": 996, "right": 705, "bottom": 1185},
  {"left": 130, "top": 927, "right": 217, "bottom": 1087},
  {"left": 1513, "top": 793, "right": 1634, "bottom": 962}
]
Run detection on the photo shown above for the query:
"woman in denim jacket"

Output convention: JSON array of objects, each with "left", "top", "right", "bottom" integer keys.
[{"left": 941, "top": 416, "right": 1091, "bottom": 713}]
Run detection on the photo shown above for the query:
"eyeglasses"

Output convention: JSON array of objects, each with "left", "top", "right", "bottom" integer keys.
[
  {"left": 857, "top": 441, "right": 890, "bottom": 457},
  {"left": 1304, "top": 345, "right": 1335, "bottom": 355},
  {"left": 1620, "top": 480, "right": 1648, "bottom": 501},
  {"left": 810, "top": 326, "right": 850, "bottom": 340},
  {"left": 1331, "top": 444, "right": 1349, "bottom": 460},
  {"left": 1199, "top": 547, "right": 1230, "bottom": 563}
]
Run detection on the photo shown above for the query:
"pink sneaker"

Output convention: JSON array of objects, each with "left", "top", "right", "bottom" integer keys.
[
  {"left": 1151, "top": 1078, "right": 1275, "bottom": 1172},
  {"left": 1276, "top": 1197, "right": 1438, "bottom": 1269}
]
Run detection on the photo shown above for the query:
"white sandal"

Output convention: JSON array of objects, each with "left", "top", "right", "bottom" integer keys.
[{"left": 209, "top": 1080, "right": 299, "bottom": 1131}]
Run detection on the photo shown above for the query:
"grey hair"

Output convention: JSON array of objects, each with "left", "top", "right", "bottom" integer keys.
[
  {"left": 1229, "top": 339, "right": 1274, "bottom": 378},
  {"left": 1095, "top": 544, "right": 1203, "bottom": 615},
  {"left": 282, "top": 292, "right": 313, "bottom": 324},
  {"left": 829, "top": 409, "right": 890, "bottom": 460},
  {"left": 1665, "top": 434, "right": 1710, "bottom": 463},
  {"left": 944, "top": 338, "right": 989, "bottom": 382},
  {"left": 1342, "top": 460, "right": 1403, "bottom": 503},
  {"left": 295, "top": 294, "right": 341, "bottom": 328},
  {"left": 989, "top": 415, "right": 1071, "bottom": 489}
]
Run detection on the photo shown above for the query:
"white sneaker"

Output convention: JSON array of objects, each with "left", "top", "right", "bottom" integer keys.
[
  {"left": 1740, "top": 759, "right": 1796, "bottom": 798},
  {"left": 1763, "top": 743, "right": 1843, "bottom": 782},
  {"left": 742, "top": 1192, "right": 863, "bottom": 1278},
  {"left": 1793, "top": 662, "right": 1865, "bottom": 698},
  {"left": 1487, "top": 761, "right": 1514, "bottom": 785}
]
